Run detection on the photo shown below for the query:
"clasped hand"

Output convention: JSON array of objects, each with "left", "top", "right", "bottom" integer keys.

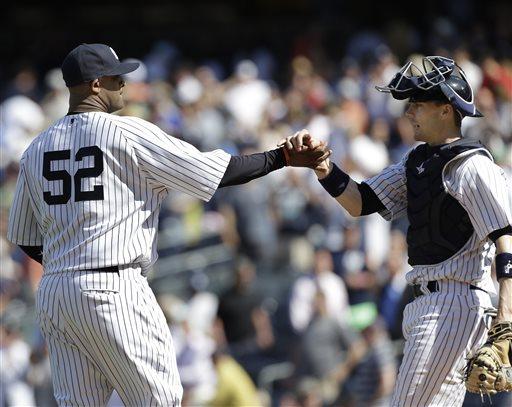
[{"left": 278, "top": 129, "right": 331, "bottom": 175}]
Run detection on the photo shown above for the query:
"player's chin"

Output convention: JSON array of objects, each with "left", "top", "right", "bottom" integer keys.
[{"left": 413, "top": 127, "right": 425, "bottom": 142}]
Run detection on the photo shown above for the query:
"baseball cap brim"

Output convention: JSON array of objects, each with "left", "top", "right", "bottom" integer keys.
[{"left": 103, "top": 61, "right": 140, "bottom": 77}]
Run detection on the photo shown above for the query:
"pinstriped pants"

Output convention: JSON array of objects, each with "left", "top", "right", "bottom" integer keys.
[
  {"left": 36, "top": 266, "right": 182, "bottom": 406},
  {"left": 391, "top": 280, "right": 492, "bottom": 406}
]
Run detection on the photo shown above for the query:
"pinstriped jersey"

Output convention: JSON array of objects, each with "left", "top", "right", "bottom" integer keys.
[
  {"left": 365, "top": 145, "right": 512, "bottom": 293},
  {"left": 7, "top": 112, "right": 231, "bottom": 274}
]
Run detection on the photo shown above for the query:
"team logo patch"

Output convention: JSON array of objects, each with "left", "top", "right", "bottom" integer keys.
[
  {"left": 505, "top": 261, "right": 512, "bottom": 275},
  {"left": 416, "top": 162, "right": 425, "bottom": 174}
]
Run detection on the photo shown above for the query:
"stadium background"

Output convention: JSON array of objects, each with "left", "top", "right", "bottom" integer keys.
[{"left": 1, "top": 0, "right": 511, "bottom": 406}]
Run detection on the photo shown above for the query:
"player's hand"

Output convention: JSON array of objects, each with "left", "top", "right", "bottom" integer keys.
[
  {"left": 277, "top": 129, "right": 332, "bottom": 168},
  {"left": 283, "top": 140, "right": 331, "bottom": 168},
  {"left": 278, "top": 129, "right": 318, "bottom": 152}
]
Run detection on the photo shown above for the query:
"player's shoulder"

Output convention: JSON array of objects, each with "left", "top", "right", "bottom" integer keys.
[
  {"left": 448, "top": 147, "right": 494, "bottom": 170},
  {"left": 21, "top": 119, "right": 65, "bottom": 162},
  {"left": 444, "top": 148, "right": 496, "bottom": 182},
  {"left": 108, "top": 114, "right": 164, "bottom": 135}
]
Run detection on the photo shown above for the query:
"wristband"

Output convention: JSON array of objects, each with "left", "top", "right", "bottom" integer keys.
[
  {"left": 496, "top": 252, "right": 512, "bottom": 280},
  {"left": 318, "top": 163, "right": 350, "bottom": 197}
]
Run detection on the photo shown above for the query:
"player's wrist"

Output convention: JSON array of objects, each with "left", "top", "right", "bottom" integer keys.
[
  {"left": 495, "top": 308, "right": 512, "bottom": 323},
  {"left": 495, "top": 268, "right": 512, "bottom": 322},
  {"left": 318, "top": 163, "right": 350, "bottom": 197},
  {"left": 280, "top": 146, "right": 291, "bottom": 166},
  {"left": 495, "top": 252, "right": 512, "bottom": 280},
  {"left": 315, "top": 161, "right": 333, "bottom": 179}
]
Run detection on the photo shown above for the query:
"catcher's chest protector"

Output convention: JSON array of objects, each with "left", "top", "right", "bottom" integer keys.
[{"left": 405, "top": 139, "right": 487, "bottom": 266}]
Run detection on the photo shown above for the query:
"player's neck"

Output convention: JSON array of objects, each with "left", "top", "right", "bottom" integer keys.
[
  {"left": 68, "top": 95, "right": 109, "bottom": 114},
  {"left": 428, "top": 136, "right": 461, "bottom": 147},
  {"left": 427, "top": 126, "right": 462, "bottom": 146}
]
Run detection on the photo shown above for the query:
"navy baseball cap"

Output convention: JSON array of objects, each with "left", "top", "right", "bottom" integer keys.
[{"left": 61, "top": 43, "right": 140, "bottom": 87}]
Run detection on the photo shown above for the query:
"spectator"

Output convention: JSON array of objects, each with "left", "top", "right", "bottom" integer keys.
[
  {"left": 0, "top": 319, "right": 36, "bottom": 406},
  {"left": 297, "top": 290, "right": 367, "bottom": 405},
  {"left": 334, "top": 222, "right": 377, "bottom": 305},
  {"left": 209, "top": 350, "right": 262, "bottom": 407},
  {"left": 217, "top": 173, "right": 280, "bottom": 265},
  {"left": 289, "top": 247, "right": 350, "bottom": 334},
  {"left": 39, "top": 68, "right": 69, "bottom": 124},
  {"left": 0, "top": 95, "right": 45, "bottom": 170},
  {"left": 159, "top": 293, "right": 218, "bottom": 405},
  {"left": 342, "top": 318, "right": 397, "bottom": 406},
  {"left": 215, "top": 256, "right": 275, "bottom": 382},
  {"left": 223, "top": 59, "right": 272, "bottom": 135}
]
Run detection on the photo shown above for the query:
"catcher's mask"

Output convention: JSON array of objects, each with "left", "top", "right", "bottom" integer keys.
[{"left": 376, "top": 56, "right": 483, "bottom": 118}]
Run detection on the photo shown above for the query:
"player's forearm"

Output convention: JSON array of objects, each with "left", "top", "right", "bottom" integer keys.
[
  {"left": 218, "top": 148, "right": 286, "bottom": 187},
  {"left": 334, "top": 179, "right": 363, "bottom": 216},
  {"left": 315, "top": 162, "right": 362, "bottom": 216},
  {"left": 315, "top": 162, "right": 385, "bottom": 217},
  {"left": 495, "top": 234, "right": 512, "bottom": 322}
]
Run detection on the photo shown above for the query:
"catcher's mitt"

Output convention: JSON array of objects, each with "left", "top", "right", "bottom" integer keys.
[{"left": 465, "top": 321, "right": 512, "bottom": 395}]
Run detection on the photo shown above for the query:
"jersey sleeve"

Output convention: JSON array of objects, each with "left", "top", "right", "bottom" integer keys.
[
  {"left": 117, "top": 117, "right": 231, "bottom": 202},
  {"left": 363, "top": 155, "right": 408, "bottom": 221},
  {"left": 7, "top": 161, "right": 43, "bottom": 246},
  {"left": 443, "top": 152, "right": 512, "bottom": 241}
]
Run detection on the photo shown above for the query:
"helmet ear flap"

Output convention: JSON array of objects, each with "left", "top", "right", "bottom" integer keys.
[{"left": 439, "top": 77, "right": 483, "bottom": 118}]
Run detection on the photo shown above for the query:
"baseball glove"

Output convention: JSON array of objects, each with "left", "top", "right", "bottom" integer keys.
[{"left": 465, "top": 321, "right": 512, "bottom": 395}]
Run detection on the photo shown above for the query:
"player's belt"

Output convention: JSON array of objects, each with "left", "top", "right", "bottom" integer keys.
[
  {"left": 412, "top": 281, "right": 486, "bottom": 298},
  {"left": 94, "top": 266, "right": 119, "bottom": 273}
]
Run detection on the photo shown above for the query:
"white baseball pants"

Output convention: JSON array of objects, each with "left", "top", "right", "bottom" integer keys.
[
  {"left": 391, "top": 280, "right": 492, "bottom": 406},
  {"left": 36, "top": 266, "right": 182, "bottom": 406}
]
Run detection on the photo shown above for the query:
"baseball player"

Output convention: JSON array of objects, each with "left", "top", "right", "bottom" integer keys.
[
  {"left": 283, "top": 56, "right": 512, "bottom": 405},
  {"left": 6, "top": 43, "right": 330, "bottom": 406}
]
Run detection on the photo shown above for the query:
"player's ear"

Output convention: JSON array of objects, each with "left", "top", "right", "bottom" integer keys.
[
  {"left": 90, "top": 78, "right": 101, "bottom": 95},
  {"left": 440, "top": 104, "right": 452, "bottom": 122}
]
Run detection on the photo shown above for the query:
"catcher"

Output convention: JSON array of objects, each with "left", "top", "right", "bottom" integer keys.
[{"left": 281, "top": 55, "right": 512, "bottom": 405}]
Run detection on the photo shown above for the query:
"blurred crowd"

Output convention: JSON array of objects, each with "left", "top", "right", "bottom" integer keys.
[{"left": 1, "top": 30, "right": 511, "bottom": 407}]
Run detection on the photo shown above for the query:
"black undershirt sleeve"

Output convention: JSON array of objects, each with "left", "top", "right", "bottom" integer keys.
[
  {"left": 19, "top": 245, "right": 43, "bottom": 264},
  {"left": 218, "top": 151, "right": 387, "bottom": 216},
  {"left": 219, "top": 148, "right": 286, "bottom": 188},
  {"left": 488, "top": 225, "right": 512, "bottom": 242},
  {"left": 358, "top": 182, "right": 386, "bottom": 216}
]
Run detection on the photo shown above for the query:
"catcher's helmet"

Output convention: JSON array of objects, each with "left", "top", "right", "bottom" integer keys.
[{"left": 376, "top": 56, "right": 483, "bottom": 118}]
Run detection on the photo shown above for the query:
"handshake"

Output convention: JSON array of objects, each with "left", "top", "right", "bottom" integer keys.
[{"left": 278, "top": 129, "right": 332, "bottom": 178}]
